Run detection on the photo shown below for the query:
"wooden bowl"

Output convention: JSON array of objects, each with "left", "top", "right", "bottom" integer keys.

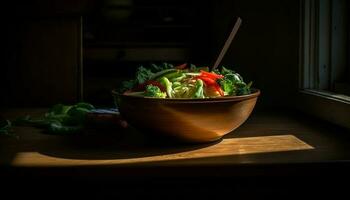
[{"left": 112, "top": 89, "right": 260, "bottom": 143}]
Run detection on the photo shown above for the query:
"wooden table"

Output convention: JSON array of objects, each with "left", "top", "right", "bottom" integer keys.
[{"left": 1, "top": 108, "right": 350, "bottom": 197}]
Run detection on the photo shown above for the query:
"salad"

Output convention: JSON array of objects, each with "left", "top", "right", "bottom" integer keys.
[{"left": 119, "top": 63, "right": 252, "bottom": 98}]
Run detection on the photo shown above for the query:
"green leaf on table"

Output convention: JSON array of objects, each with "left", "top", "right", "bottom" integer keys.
[
  {"left": 75, "top": 102, "right": 95, "bottom": 110},
  {"left": 14, "top": 102, "right": 95, "bottom": 135},
  {"left": 47, "top": 121, "right": 82, "bottom": 135},
  {"left": 0, "top": 119, "right": 18, "bottom": 138}
]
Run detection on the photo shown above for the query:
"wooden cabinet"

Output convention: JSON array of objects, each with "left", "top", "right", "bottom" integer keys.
[
  {"left": 8, "top": 18, "right": 82, "bottom": 106},
  {"left": 1, "top": 0, "right": 92, "bottom": 107}
]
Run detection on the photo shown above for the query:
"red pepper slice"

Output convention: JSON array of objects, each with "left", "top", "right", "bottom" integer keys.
[
  {"left": 194, "top": 70, "right": 223, "bottom": 86},
  {"left": 194, "top": 76, "right": 216, "bottom": 85},
  {"left": 175, "top": 63, "right": 187, "bottom": 70},
  {"left": 193, "top": 69, "right": 225, "bottom": 96},
  {"left": 213, "top": 83, "right": 225, "bottom": 96},
  {"left": 199, "top": 70, "right": 224, "bottom": 80}
]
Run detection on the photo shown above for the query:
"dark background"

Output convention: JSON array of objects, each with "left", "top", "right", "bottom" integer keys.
[
  {"left": 1, "top": 0, "right": 299, "bottom": 109},
  {"left": 1, "top": 1, "right": 350, "bottom": 198}
]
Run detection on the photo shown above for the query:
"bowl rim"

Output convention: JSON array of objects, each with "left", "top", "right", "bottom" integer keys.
[{"left": 112, "top": 88, "right": 260, "bottom": 103}]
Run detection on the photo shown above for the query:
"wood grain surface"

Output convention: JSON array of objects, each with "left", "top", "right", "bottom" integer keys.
[
  {"left": 8, "top": 135, "right": 312, "bottom": 167},
  {"left": 1, "top": 108, "right": 350, "bottom": 177}
]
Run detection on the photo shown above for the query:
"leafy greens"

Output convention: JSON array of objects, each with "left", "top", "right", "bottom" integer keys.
[
  {"left": 120, "top": 63, "right": 253, "bottom": 98},
  {"left": 15, "top": 102, "right": 95, "bottom": 135}
]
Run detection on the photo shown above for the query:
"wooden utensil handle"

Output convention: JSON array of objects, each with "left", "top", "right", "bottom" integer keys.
[{"left": 212, "top": 17, "right": 242, "bottom": 71}]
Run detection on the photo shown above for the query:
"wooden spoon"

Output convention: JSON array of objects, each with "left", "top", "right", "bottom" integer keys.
[{"left": 212, "top": 17, "right": 242, "bottom": 71}]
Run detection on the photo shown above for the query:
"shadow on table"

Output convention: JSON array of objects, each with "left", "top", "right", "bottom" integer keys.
[{"left": 35, "top": 127, "right": 221, "bottom": 160}]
